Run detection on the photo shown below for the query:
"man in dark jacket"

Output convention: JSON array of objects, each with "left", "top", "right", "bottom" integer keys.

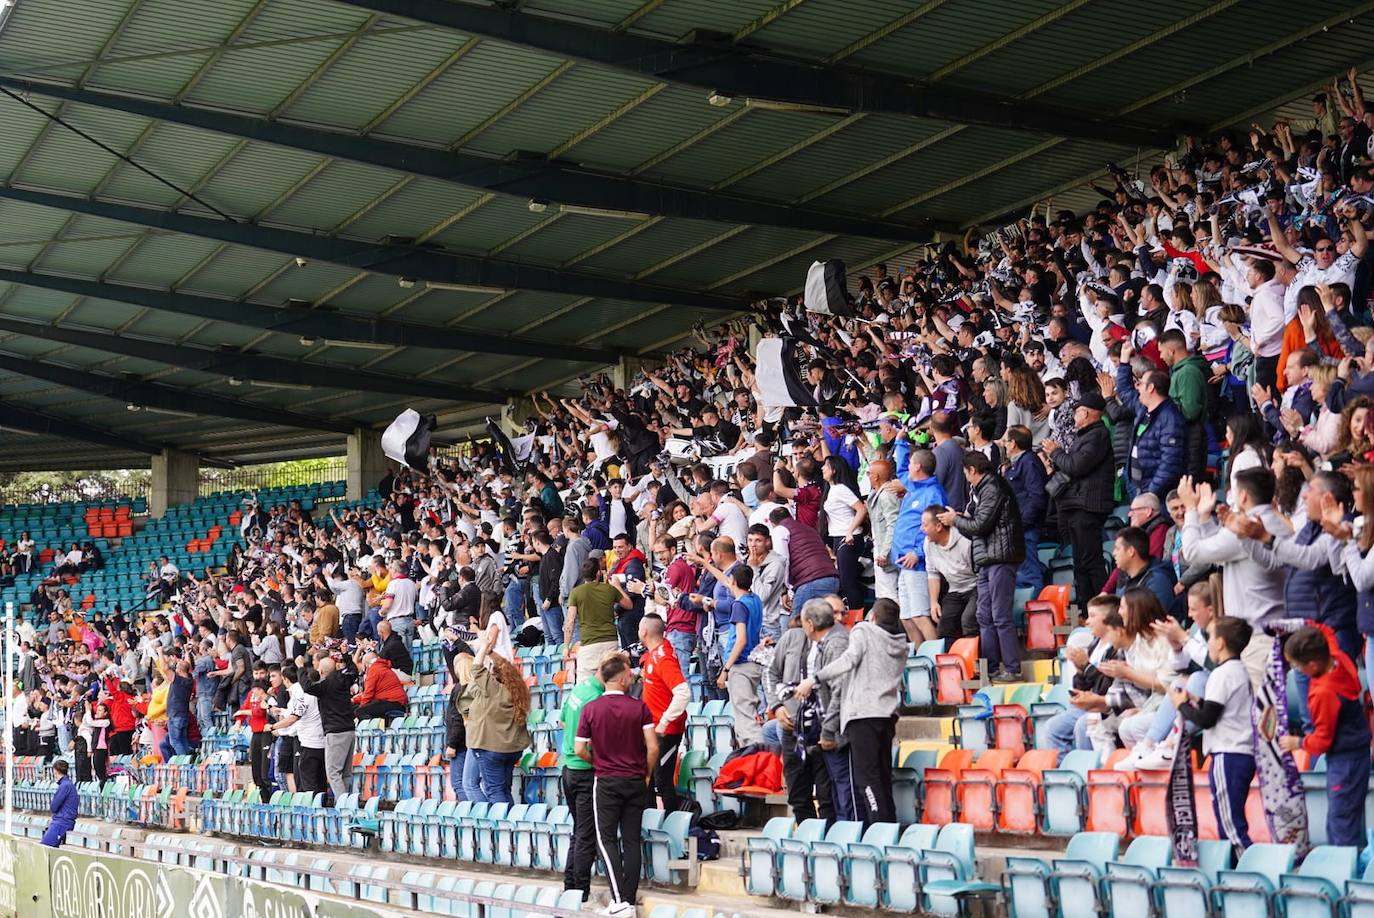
[
  {"left": 1044, "top": 392, "right": 1116, "bottom": 607},
  {"left": 1115, "top": 353, "right": 1186, "bottom": 500},
  {"left": 1158, "top": 330, "right": 1210, "bottom": 482},
  {"left": 533, "top": 530, "right": 566, "bottom": 645},
  {"left": 442, "top": 642, "right": 473, "bottom": 799},
  {"left": 43, "top": 759, "right": 78, "bottom": 847},
  {"left": 941, "top": 452, "right": 1025, "bottom": 683},
  {"left": 1003, "top": 425, "right": 1047, "bottom": 595}
]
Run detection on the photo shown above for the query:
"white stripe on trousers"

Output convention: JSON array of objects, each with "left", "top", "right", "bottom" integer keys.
[
  {"left": 591, "top": 776, "right": 623, "bottom": 906},
  {"left": 1211, "top": 754, "right": 1242, "bottom": 851}
]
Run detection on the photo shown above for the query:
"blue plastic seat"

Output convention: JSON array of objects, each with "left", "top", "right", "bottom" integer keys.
[
  {"left": 919, "top": 824, "right": 998, "bottom": 917},
  {"left": 775, "top": 818, "right": 829, "bottom": 901},
  {"left": 841, "top": 821, "right": 899, "bottom": 908},
  {"left": 1277, "top": 845, "right": 1358, "bottom": 918},
  {"left": 880, "top": 823, "right": 938, "bottom": 913},
  {"left": 800, "top": 820, "right": 864, "bottom": 904},
  {"left": 643, "top": 810, "right": 693, "bottom": 885},
  {"left": 1212, "top": 843, "right": 1296, "bottom": 917},
  {"left": 1041, "top": 749, "right": 1099, "bottom": 836},
  {"left": 904, "top": 640, "right": 942, "bottom": 708},
  {"left": 1051, "top": 831, "right": 1120, "bottom": 918},
  {"left": 1155, "top": 838, "right": 1234, "bottom": 915},
  {"left": 1102, "top": 835, "right": 1172, "bottom": 918},
  {"left": 743, "top": 817, "right": 794, "bottom": 897},
  {"left": 1344, "top": 855, "right": 1374, "bottom": 917}
]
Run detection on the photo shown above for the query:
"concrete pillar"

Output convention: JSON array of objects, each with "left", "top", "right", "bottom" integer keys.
[
  {"left": 346, "top": 428, "right": 388, "bottom": 501},
  {"left": 612, "top": 355, "right": 659, "bottom": 391},
  {"left": 150, "top": 449, "right": 198, "bottom": 519}
]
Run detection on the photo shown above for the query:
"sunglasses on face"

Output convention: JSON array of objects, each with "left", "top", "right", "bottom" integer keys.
[{"left": 1316, "top": 245, "right": 1335, "bottom": 252}]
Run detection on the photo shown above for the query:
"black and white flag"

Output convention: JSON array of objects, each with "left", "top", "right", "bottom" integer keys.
[
  {"left": 485, "top": 417, "right": 523, "bottom": 475},
  {"left": 381, "top": 409, "right": 437, "bottom": 470},
  {"left": 804, "top": 259, "right": 853, "bottom": 318},
  {"left": 755, "top": 337, "right": 818, "bottom": 408}
]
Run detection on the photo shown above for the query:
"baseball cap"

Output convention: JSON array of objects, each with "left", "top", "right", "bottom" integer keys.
[{"left": 1077, "top": 391, "right": 1107, "bottom": 412}]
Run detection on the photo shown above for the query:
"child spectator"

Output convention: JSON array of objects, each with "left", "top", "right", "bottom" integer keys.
[
  {"left": 1280, "top": 623, "right": 1372, "bottom": 847},
  {"left": 1169, "top": 616, "right": 1254, "bottom": 857}
]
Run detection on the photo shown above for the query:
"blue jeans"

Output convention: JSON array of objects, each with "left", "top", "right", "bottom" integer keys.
[
  {"left": 1016, "top": 527, "right": 1044, "bottom": 595},
  {"left": 897, "top": 567, "right": 931, "bottom": 621},
  {"left": 504, "top": 578, "right": 527, "bottom": 626},
  {"left": 760, "top": 719, "right": 782, "bottom": 752},
  {"left": 361, "top": 607, "right": 381, "bottom": 641},
  {"left": 1045, "top": 707, "right": 1085, "bottom": 758},
  {"left": 667, "top": 631, "right": 695, "bottom": 678},
  {"left": 1146, "top": 671, "right": 1209, "bottom": 743},
  {"left": 196, "top": 695, "right": 213, "bottom": 746},
  {"left": 161, "top": 713, "right": 193, "bottom": 759},
  {"left": 389, "top": 615, "right": 415, "bottom": 647},
  {"left": 975, "top": 563, "right": 1020, "bottom": 676},
  {"left": 448, "top": 750, "right": 467, "bottom": 800},
  {"left": 472, "top": 749, "right": 520, "bottom": 804},
  {"left": 462, "top": 749, "right": 485, "bottom": 802},
  {"left": 540, "top": 605, "right": 565, "bottom": 645},
  {"left": 342, "top": 614, "right": 361, "bottom": 642},
  {"left": 792, "top": 576, "right": 841, "bottom": 616}
]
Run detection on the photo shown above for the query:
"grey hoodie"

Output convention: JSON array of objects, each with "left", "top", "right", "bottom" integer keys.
[{"left": 814, "top": 620, "right": 906, "bottom": 733}]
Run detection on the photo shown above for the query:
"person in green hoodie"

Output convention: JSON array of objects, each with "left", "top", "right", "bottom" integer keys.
[
  {"left": 1158, "top": 329, "right": 1210, "bottom": 483},
  {"left": 559, "top": 661, "right": 608, "bottom": 902}
]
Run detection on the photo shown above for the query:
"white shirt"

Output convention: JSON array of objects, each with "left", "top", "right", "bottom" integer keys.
[
  {"left": 925, "top": 529, "right": 978, "bottom": 594},
  {"left": 1249, "top": 279, "right": 1287, "bottom": 358},
  {"left": 712, "top": 500, "right": 749, "bottom": 551},
  {"left": 383, "top": 576, "right": 419, "bottom": 620},
  {"left": 823, "top": 484, "right": 861, "bottom": 538},
  {"left": 1199, "top": 658, "right": 1253, "bottom": 755},
  {"left": 160, "top": 561, "right": 179, "bottom": 582},
  {"left": 486, "top": 611, "right": 514, "bottom": 664},
  {"left": 1285, "top": 251, "right": 1359, "bottom": 322},
  {"left": 750, "top": 501, "right": 785, "bottom": 528},
  {"left": 285, "top": 682, "right": 324, "bottom": 748}
]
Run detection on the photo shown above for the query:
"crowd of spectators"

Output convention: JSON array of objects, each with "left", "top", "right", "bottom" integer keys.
[{"left": 10, "top": 78, "right": 1374, "bottom": 861}]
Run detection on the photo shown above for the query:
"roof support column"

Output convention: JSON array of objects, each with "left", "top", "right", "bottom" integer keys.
[
  {"left": 151, "top": 449, "right": 200, "bottom": 519},
  {"left": 347, "top": 428, "right": 389, "bottom": 502},
  {"left": 612, "top": 355, "right": 659, "bottom": 391}
]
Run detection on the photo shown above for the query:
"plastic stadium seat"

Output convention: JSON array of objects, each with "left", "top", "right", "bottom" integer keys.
[
  {"left": 1024, "top": 585, "right": 1071, "bottom": 650},
  {"left": 775, "top": 818, "right": 830, "bottom": 901},
  {"left": 840, "top": 821, "right": 899, "bottom": 909},
  {"left": 1129, "top": 767, "right": 1172, "bottom": 837},
  {"left": 904, "top": 641, "right": 943, "bottom": 709},
  {"left": 1101, "top": 836, "right": 1172, "bottom": 918},
  {"left": 1211, "top": 843, "right": 1296, "bottom": 917},
  {"left": 1084, "top": 763, "right": 1131, "bottom": 836},
  {"left": 1343, "top": 856, "right": 1374, "bottom": 916},
  {"left": 643, "top": 810, "right": 693, "bottom": 885},
  {"left": 918, "top": 824, "right": 999, "bottom": 917},
  {"left": 935, "top": 638, "right": 980, "bottom": 705},
  {"left": 921, "top": 749, "right": 974, "bottom": 826},
  {"left": 955, "top": 749, "right": 1016, "bottom": 832},
  {"left": 1052, "top": 831, "right": 1121, "bottom": 918},
  {"left": 953, "top": 688, "right": 1000, "bottom": 753},
  {"left": 1041, "top": 749, "right": 1098, "bottom": 836},
  {"left": 783, "top": 819, "right": 863, "bottom": 904},
  {"left": 1276, "top": 844, "right": 1358, "bottom": 918},
  {"left": 879, "top": 823, "right": 939, "bottom": 913},
  {"left": 743, "top": 816, "right": 793, "bottom": 897},
  {"left": 996, "top": 749, "right": 1058, "bottom": 834},
  {"left": 1029, "top": 685, "right": 1069, "bottom": 748}
]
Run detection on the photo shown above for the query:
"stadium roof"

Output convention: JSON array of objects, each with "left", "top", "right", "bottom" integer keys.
[{"left": 0, "top": 0, "right": 1369, "bottom": 469}]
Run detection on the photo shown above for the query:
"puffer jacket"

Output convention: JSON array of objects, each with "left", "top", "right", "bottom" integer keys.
[
  {"left": 1115, "top": 362, "right": 1186, "bottom": 498},
  {"left": 1051, "top": 420, "right": 1117, "bottom": 516},
  {"left": 953, "top": 473, "right": 1025, "bottom": 568}
]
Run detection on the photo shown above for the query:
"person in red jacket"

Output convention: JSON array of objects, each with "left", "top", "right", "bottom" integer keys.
[
  {"left": 637, "top": 614, "right": 689, "bottom": 811},
  {"left": 352, "top": 653, "right": 408, "bottom": 720},
  {"left": 101, "top": 676, "right": 137, "bottom": 757}
]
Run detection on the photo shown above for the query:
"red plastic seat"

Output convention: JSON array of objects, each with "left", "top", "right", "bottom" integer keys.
[
  {"left": 1085, "top": 766, "right": 1132, "bottom": 836},
  {"left": 956, "top": 749, "right": 1016, "bottom": 831},
  {"left": 1024, "top": 585, "right": 1072, "bottom": 650},
  {"left": 991, "top": 704, "right": 1029, "bottom": 755},
  {"left": 1131, "top": 770, "right": 1172, "bottom": 836},
  {"left": 935, "top": 637, "right": 980, "bottom": 705},
  {"left": 996, "top": 749, "right": 1059, "bottom": 834},
  {"left": 921, "top": 749, "right": 974, "bottom": 826}
]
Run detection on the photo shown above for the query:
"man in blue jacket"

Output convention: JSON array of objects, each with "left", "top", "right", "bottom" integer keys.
[
  {"left": 1003, "top": 425, "right": 1047, "bottom": 595},
  {"left": 1115, "top": 350, "right": 1185, "bottom": 500},
  {"left": 889, "top": 447, "right": 947, "bottom": 644},
  {"left": 43, "top": 759, "right": 77, "bottom": 847}
]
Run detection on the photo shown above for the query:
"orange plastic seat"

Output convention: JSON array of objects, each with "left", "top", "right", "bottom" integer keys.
[
  {"left": 956, "top": 749, "right": 1017, "bottom": 832},
  {"left": 1131, "top": 770, "right": 1172, "bottom": 836},
  {"left": 1024, "top": 585, "right": 1072, "bottom": 650},
  {"left": 997, "top": 749, "right": 1060, "bottom": 834},
  {"left": 1085, "top": 767, "right": 1132, "bottom": 835},
  {"left": 921, "top": 749, "right": 974, "bottom": 826},
  {"left": 935, "top": 637, "right": 980, "bottom": 705},
  {"left": 1193, "top": 771, "right": 1219, "bottom": 840},
  {"left": 991, "top": 704, "right": 1029, "bottom": 755},
  {"left": 115, "top": 506, "right": 131, "bottom": 519},
  {"left": 117, "top": 522, "right": 133, "bottom": 537}
]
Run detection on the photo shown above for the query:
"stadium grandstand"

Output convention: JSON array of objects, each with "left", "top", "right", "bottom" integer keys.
[{"left": 4, "top": 0, "right": 1374, "bottom": 916}]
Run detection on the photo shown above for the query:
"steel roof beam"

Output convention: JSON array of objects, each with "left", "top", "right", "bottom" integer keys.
[
  {"left": 0, "top": 77, "right": 940, "bottom": 243},
  {"left": 0, "top": 185, "right": 748, "bottom": 313},
  {"left": 0, "top": 314, "right": 510, "bottom": 403},
  {"left": 0, "top": 267, "right": 618, "bottom": 365},
  {"left": 0, "top": 402, "right": 234, "bottom": 467},
  {"left": 327, "top": 0, "right": 1189, "bottom": 147},
  {"left": 0, "top": 352, "right": 358, "bottom": 433}
]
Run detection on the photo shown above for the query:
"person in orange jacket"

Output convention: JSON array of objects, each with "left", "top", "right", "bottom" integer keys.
[{"left": 351, "top": 652, "right": 408, "bottom": 720}]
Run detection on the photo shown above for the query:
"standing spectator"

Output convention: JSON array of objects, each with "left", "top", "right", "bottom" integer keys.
[
  {"left": 1002, "top": 425, "right": 1047, "bottom": 596},
  {"left": 801, "top": 595, "right": 853, "bottom": 821},
  {"left": 558, "top": 659, "right": 606, "bottom": 903},
  {"left": 458, "top": 647, "right": 531, "bottom": 804},
  {"left": 1115, "top": 349, "right": 1186, "bottom": 500},
  {"left": 560, "top": 516, "right": 592, "bottom": 620},
  {"left": 768, "top": 614, "right": 830, "bottom": 823},
  {"left": 305, "top": 650, "right": 356, "bottom": 804},
  {"left": 381, "top": 559, "right": 419, "bottom": 646},
  {"left": 160, "top": 651, "right": 194, "bottom": 758},
  {"left": 326, "top": 562, "right": 366, "bottom": 641},
  {"left": 442, "top": 650, "right": 472, "bottom": 800},
  {"left": 566, "top": 559, "right": 632, "bottom": 682},
  {"left": 889, "top": 448, "right": 947, "bottom": 643},
  {"left": 795, "top": 598, "right": 906, "bottom": 827},
  {"left": 575, "top": 653, "right": 657, "bottom": 918},
  {"left": 865, "top": 459, "right": 902, "bottom": 602},
  {"left": 637, "top": 615, "right": 689, "bottom": 811},
  {"left": 235, "top": 679, "right": 274, "bottom": 799},
  {"left": 608, "top": 533, "right": 648, "bottom": 649},
  {"left": 820, "top": 456, "right": 868, "bottom": 610},
  {"left": 270, "top": 664, "right": 325, "bottom": 795},
  {"left": 942, "top": 452, "right": 1025, "bottom": 682},
  {"left": 718, "top": 565, "right": 764, "bottom": 746},
  {"left": 192, "top": 640, "right": 216, "bottom": 741},
  {"left": 1043, "top": 391, "right": 1115, "bottom": 605},
  {"left": 928, "top": 411, "right": 968, "bottom": 509},
  {"left": 1157, "top": 329, "right": 1210, "bottom": 482},
  {"left": 744, "top": 525, "right": 786, "bottom": 640},
  {"left": 921, "top": 507, "right": 980, "bottom": 643},
  {"left": 654, "top": 536, "right": 699, "bottom": 677},
  {"left": 533, "top": 530, "right": 566, "bottom": 644},
  {"left": 767, "top": 507, "right": 840, "bottom": 615}
]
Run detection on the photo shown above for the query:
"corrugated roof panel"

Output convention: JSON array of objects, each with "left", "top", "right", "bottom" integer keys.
[
  {"left": 499, "top": 214, "right": 654, "bottom": 264},
  {"left": 11, "top": 106, "right": 149, "bottom": 192},
  {"left": 464, "top": 66, "right": 659, "bottom": 157},
  {"left": 850, "top": 0, "right": 1066, "bottom": 76},
  {"left": 0, "top": 0, "right": 138, "bottom": 68},
  {"left": 0, "top": 201, "right": 70, "bottom": 243},
  {"left": 727, "top": 115, "right": 957, "bottom": 201},
  {"left": 0, "top": 244, "right": 49, "bottom": 267},
  {"left": 570, "top": 218, "right": 728, "bottom": 274},
  {"left": 0, "top": 286, "right": 75, "bottom": 321},
  {"left": 342, "top": 178, "right": 485, "bottom": 244},
  {"left": 743, "top": 236, "right": 899, "bottom": 295},
  {"left": 188, "top": 144, "right": 325, "bottom": 218},
  {"left": 179, "top": 246, "right": 293, "bottom": 298},
  {"left": 281, "top": 28, "right": 469, "bottom": 131},
  {"left": 456, "top": 290, "right": 587, "bottom": 335},
  {"left": 430, "top": 195, "right": 554, "bottom": 253},
  {"left": 239, "top": 0, "right": 376, "bottom": 42},
  {"left": 323, "top": 272, "right": 423, "bottom": 315},
  {"left": 372, "top": 42, "right": 566, "bottom": 145},
  {"left": 746, "top": 0, "right": 925, "bottom": 58},
  {"left": 519, "top": 0, "right": 648, "bottom": 28},
  {"left": 265, "top": 159, "right": 401, "bottom": 226},
  {"left": 104, "top": 233, "right": 224, "bottom": 287},
  {"left": 104, "top": 0, "right": 259, "bottom": 57},
  {"left": 389, "top": 289, "right": 496, "bottom": 325},
  {"left": 181, "top": 38, "right": 349, "bottom": 114},
  {"left": 249, "top": 260, "right": 364, "bottom": 305},
  {"left": 633, "top": 0, "right": 783, "bottom": 40},
  {"left": 646, "top": 110, "right": 838, "bottom": 187},
  {"left": 0, "top": 106, "right": 51, "bottom": 181},
  {"left": 84, "top": 52, "right": 218, "bottom": 98},
  {"left": 649, "top": 225, "right": 821, "bottom": 287},
  {"left": 559, "top": 85, "right": 734, "bottom": 170},
  {"left": 97, "top": 124, "right": 245, "bottom": 207},
  {"left": 180, "top": 321, "right": 267, "bottom": 350},
  {"left": 99, "top": 306, "right": 206, "bottom": 338},
  {"left": 29, "top": 235, "right": 140, "bottom": 276}
]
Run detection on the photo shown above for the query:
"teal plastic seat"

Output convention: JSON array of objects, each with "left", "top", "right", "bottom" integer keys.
[
  {"left": 775, "top": 818, "right": 828, "bottom": 901},
  {"left": 920, "top": 824, "right": 999, "bottom": 917},
  {"left": 880, "top": 823, "right": 938, "bottom": 912},
  {"left": 1051, "top": 831, "right": 1120, "bottom": 918},
  {"left": 1277, "top": 845, "right": 1358, "bottom": 918},
  {"left": 1344, "top": 856, "right": 1374, "bottom": 917},
  {"left": 743, "top": 816, "right": 793, "bottom": 897},
  {"left": 1103, "top": 835, "right": 1172, "bottom": 918},
  {"left": 841, "top": 821, "right": 899, "bottom": 908},
  {"left": 643, "top": 810, "right": 693, "bottom": 885},
  {"left": 798, "top": 819, "right": 864, "bottom": 904},
  {"left": 1212, "top": 843, "right": 1296, "bottom": 918},
  {"left": 1041, "top": 749, "right": 1099, "bottom": 836}
]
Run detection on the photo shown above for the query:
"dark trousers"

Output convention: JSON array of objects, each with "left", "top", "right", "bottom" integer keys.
[
  {"left": 74, "top": 738, "right": 91, "bottom": 784},
  {"left": 823, "top": 748, "right": 855, "bottom": 822},
  {"left": 296, "top": 745, "right": 326, "bottom": 794},
  {"left": 1255, "top": 354, "right": 1279, "bottom": 394},
  {"left": 108, "top": 730, "right": 133, "bottom": 757},
  {"left": 1326, "top": 749, "right": 1371, "bottom": 847},
  {"left": 1062, "top": 509, "right": 1109, "bottom": 609},
  {"left": 562, "top": 768, "right": 597, "bottom": 899},
  {"left": 616, "top": 610, "right": 643, "bottom": 651},
  {"left": 1210, "top": 752, "right": 1255, "bottom": 857},
  {"left": 592, "top": 775, "right": 649, "bottom": 907},
  {"left": 654, "top": 733, "right": 682, "bottom": 813},
  {"left": 845, "top": 717, "right": 896, "bottom": 827},
  {"left": 781, "top": 728, "right": 833, "bottom": 823},
  {"left": 976, "top": 562, "right": 1021, "bottom": 677},
  {"left": 937, "top": 589, "right": 978, "bottom": 642},
  {"left": 831, "top": 536, "right": 866, "bottom": 610},
  {"left": 93, "top": 750, "right": 108, "bottom": 783},
  {"left": 354, "top": 701, "right": 406, "bottom": 721},
  {"left": 250, "top": 732, "right": 274, "bottom": 798}
]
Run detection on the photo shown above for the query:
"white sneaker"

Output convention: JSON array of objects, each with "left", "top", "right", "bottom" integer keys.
[
  {"left": 1133, "top": 744, "right": 1176, "bottom": 771},
  {"left": 1113, "top": 740, "right": 1154, "bottom": 771},
  {"left": 597, "top": 903, "right": 635, "bottom": 917}
]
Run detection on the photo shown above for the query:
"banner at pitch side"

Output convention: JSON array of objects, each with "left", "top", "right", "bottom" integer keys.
[{"left": 4, "top": 838, "right": 408, "bottom": 918}]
